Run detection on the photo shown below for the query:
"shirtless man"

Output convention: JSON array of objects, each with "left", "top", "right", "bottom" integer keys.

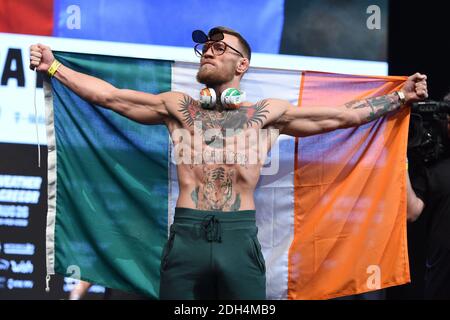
[{"left": 30, "top": 26, "right": 428, "bottom": 299}]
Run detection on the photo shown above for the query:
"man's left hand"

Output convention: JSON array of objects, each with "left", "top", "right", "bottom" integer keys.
[{"left": 401, "top": 73, "right": 428, "bottom": 105}]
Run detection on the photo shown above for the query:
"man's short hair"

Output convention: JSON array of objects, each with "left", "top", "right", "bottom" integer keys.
[{"left": 208, "top": 26, "right": 252, "bottom": 61}]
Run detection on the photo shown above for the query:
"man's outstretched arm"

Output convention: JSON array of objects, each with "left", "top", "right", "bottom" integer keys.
[
  {"left": 270, "top": 73, "right": 428, "bottom": 137},
  {"left": 29, "top": 43, "right": 174, "bottom": 125}
]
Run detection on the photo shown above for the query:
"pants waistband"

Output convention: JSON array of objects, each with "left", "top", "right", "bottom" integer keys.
[
  {"left": 173, "top": 207, "right": 256, "bottom": 242},
  {"left": 174, "top": 207, "right": 256, "bottom": 223}
]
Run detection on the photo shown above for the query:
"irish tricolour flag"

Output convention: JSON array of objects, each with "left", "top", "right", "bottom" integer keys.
[{"left": 45, "top": 52, "right": 410, "bottom": 299}]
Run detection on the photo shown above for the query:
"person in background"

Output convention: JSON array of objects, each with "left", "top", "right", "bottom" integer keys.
[{"left": 406, "top": 91, "right": 450, "bottom": 299}]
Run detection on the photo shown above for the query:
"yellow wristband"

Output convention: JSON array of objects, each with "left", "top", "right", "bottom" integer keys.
[{"left": 47, "top": 60, "right": 61, "bottom": 77}]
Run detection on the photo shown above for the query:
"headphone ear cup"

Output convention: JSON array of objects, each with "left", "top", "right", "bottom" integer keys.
[
  {"left": 199, "top": 88, "right": 216, "bottom": 109},
  {"left": 221, "top": 88, "right": 246, "bottom": 110}
]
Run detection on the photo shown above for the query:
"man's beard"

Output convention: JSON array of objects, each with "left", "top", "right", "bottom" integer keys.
[{"left": 196, "top": 64, "right": 234, "bottom": 86}]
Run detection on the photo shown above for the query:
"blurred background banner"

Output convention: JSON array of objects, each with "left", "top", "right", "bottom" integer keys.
[
  {"left": 1, "top": 0, "right": 284, "bottom": 53},
  {"left": 0, "top": 0, "right": 387, "bottom": 60},
  {"left": 52, "top": 0, "right": 285, "bottom": 54}
]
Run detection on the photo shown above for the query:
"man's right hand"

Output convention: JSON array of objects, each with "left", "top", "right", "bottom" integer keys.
[{"left": 29, "top": 44, "right": 55, "bottom": 73}]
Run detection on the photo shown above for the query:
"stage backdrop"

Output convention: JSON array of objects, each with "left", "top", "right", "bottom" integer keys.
[
  {"left": 0, "top": 0, "right": 388, "bottom": 61},
  {"left": 45, "top": 51, "right": 409, "bottom": 300}
]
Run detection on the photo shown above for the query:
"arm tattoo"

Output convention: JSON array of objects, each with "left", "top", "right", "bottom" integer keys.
[{"left": 344, "top": 92, "right": 401, "bottom": 122}]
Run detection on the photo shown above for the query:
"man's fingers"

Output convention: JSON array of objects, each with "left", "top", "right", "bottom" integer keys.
[
  {"left": 414, "top": 72, "right": 426, "bottom": 79},
  {"left": 30, "top": 44, "right": 42, "bottom": 53},
  {"left": 410, "top": 73, "right": 420, "bottom": 80},
  {"left": 410, "top": 74, "right": 429, "bottom": 99},
  {"left": 415, "top": 83, "right": 427, "bottom": 90},
  {"left": 416, "top": 85, "right": 428, "bottom": 98},
  {"left": 410, "top": 73, "right": 427, "bottom": 82},
  {"left": 415, "top": 82, "right": 428, "bottom": 94},
  {"left": 417, "top": 86, "right": 427, "bottom": 92},
  {"left": 37, "top": 43, "right": 50, "bottom": 51},
  {"left": 29, "top": 60, "right": 39, "bottom": 71},
  {"left": 418, "top": 91, "right": 428, "bottom": 99},
  {"left": 30, "top": 51, "right": 42, "bottom": 58},
  {"left": 29, "top": 44, "right": 45, "bottom": 71}
]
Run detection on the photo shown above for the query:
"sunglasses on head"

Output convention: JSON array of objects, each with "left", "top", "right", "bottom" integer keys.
[{"left": 192, "top": 29, "right": 245, "bottom": 58}]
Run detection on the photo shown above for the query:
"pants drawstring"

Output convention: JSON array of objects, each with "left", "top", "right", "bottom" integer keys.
[{"left": 201, "top": 215, "right": 222, "bottom": 243}]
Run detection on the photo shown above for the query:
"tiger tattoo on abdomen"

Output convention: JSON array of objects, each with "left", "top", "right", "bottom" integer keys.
[{"left": 191, "top": 167, "right": 241, "bottom": 211}]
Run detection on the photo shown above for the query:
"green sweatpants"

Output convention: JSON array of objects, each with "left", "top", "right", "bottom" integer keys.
[{"left": 159, "top": 207, "right": 266, "bottom": 300}]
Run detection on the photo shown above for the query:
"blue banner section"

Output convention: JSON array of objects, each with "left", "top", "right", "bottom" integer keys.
[{"left": 52, "top": 0, "right": 284, "bottom": 54}]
